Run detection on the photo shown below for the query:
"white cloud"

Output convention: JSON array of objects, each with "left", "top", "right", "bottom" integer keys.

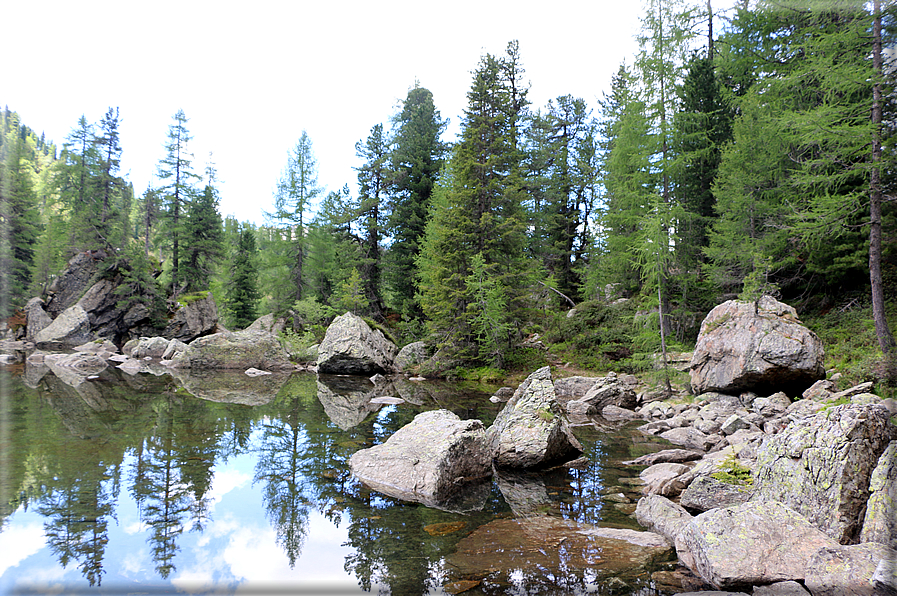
[{"left": 0, "top": 521, "right": 46, "bottom": 577}]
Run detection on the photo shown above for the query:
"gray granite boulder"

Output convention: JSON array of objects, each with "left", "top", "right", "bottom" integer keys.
[
  {"left": 679, "top": 475, "right": 752, "bottom": 512},
  {"left": 861, "top": 441, "right": 897, "bottom": 548},
  {"left": 317, "top": 312, "right": 399, "bottom": 375},
  {"left": 804, "top": 542, "right": 897, "bottom": 596},
  {"left": 169, "top": 329, "right": 293, "bottom": 371},
  {"left": 24, "top": 297, "right": 52, "bottom": 343},
  {"left": 689, "top": 296, "right": 825, "bottom": 396},
  {"left": 487, "top": 366, "right": 583, "bottom": 469},
  {"left": 635, "top": 494, "right": 693, "bottom": 544},
  {"left": 565, "top": 371, "right": 638, "bottom": 415},
  {"left": 34, "top": 304, "right": 93, "bottom": 348},
  {"left": 349, "top": 409, "right": 492, "bottom": 511},
  {"left": 676, "top": 500, "right": 839, "bottom": 588},
  {"left": 393, "top": 341, "right": 430, "bottom": 373},
  {"left": 752, "top": 403, "right": 896, "bottom": 543}
]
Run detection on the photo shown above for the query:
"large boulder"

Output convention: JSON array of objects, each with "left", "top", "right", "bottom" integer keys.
[
  {"left": 130, "top": 337, "right": 172, "bottom": 359},
  {"left": 33, "top": 304, "right": 93, "bottom": 348},
  {"left": 861, "top": 441, "right": 897, "bottom": 548},
  {"left": 316, "top": 312, "right": 398, "bottom": 375},
  {"left": 565, "top": 371, "right": 638, "bottom": 415},
  {"left": 676, "top": 500, "right": 840, "bottom": 589},
  {"left": 393, "top": 341, "right": 430, "bottom": 373},
  {"left": 168, "top": 329, "right": 293, "bottom": 371},
  {"left": 349, "top": 409, "right": 492, "bottom": 511},
  {"left": 635, "top": 494, "right": 693, "bottom": 544},
  {"left": 679, "top": 475, "right": 753, "bottom": 513},
  {"left": 752, "top": 403, "right": 896, "bottom": 544},
  {"left": 163, "top": 292, "right": 219, "bottom": 342},
  {"left": 804, "top": 542, "right": 897, "bottom": 596},
  {"left": 486, "top": 366, "right": 583, "bottom": 469},
  {"left": 689, "top": 296, "right": 825, "bottom": 396}
]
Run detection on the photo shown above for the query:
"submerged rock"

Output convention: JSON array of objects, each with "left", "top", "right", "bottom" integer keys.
[
  {"left": 316, "top": 375, "right": 386, "bottom": 430},
  {"left": 689, "top": 295, "right": 825, "bottom": 396},
  {"left": 446, "top": 516, "right": 674, "bottom": 588},
  {"left": 487, "top": 366, "right": 583, "bottom": 469},
  {"left": 349, "top": 409, "right": 492, "bottom": 511}
]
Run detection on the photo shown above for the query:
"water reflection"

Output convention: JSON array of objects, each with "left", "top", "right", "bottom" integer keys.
[{"left": 1, "top": 364, "right": 678, "bottom": 595}]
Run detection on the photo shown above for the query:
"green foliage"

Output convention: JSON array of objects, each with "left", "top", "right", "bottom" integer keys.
[
  {"left": 711, "top": 453, "right": 753, "bottom": 486},
  {"left": 544, "top": 300, "right": 638, "bottom": 372},
  {"left": 278, "top": 327, "right": 320, "bottom": 361},
  {"left": 181, "top": 184, "right": 224, "bottom": 293},
  {"left": 332, "top": 269, "right": 369, "bottom": 315},
  {"left": 224, "top": 226, "right": 260, "bottom": 330}
]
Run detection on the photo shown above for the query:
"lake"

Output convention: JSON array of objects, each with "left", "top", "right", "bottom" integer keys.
[{"left": 0, "top": 360, "right": 690, "bottom": 595}]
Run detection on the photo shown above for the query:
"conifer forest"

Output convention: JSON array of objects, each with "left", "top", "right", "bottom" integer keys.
[{"left": 2, "top": 0, "right": 896, "bottom": 384}]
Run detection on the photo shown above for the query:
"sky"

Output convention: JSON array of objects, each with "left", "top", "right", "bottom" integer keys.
[{"left": 4, "top": 0, "right": 735, "bottom": 225}]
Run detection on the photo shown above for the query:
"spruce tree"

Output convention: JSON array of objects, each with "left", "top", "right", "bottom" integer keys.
[
  {"left": 225, "top": 226, "right": 260, "bottom": 329},
  {"left": 418, "top": 42, "right": 530, "bottom": 365},
  {"left": 386, "top": 85, "right": 447, "bottom": 317},
  {"left": 181, "top": 183, "right": 224, "bottom": 293},
  {"left": 353, "top": 123, "right": 389, "bottom": 318}
]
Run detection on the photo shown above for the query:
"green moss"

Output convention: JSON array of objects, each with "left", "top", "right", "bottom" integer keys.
[
  {"left": 703, "top": 312, "right": 733, "bottom": 334},
  {"left": 537, "top": 408, "right": 555, "bottom": 422}
]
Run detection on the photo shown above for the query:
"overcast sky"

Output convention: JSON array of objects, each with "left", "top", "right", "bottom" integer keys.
[{"left": 5, "top": 1, "right": 735, "bottom": 224}]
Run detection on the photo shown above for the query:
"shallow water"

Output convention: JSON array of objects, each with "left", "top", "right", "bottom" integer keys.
[{"left": 0, "top": 363, "right": 689, "bottom": 595}]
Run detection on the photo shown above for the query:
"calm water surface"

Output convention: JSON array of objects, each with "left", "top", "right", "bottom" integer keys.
[{"left": 0, "top": 362, "right": 681, "bottom": 595}]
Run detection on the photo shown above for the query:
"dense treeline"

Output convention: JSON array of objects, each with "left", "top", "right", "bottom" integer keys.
[{"left": 1, "top": 0, "right": 895, "bottom": 373}]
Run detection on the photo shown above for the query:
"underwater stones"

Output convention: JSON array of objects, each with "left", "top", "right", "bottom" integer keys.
[{"left": 486, "top": 366, "right": 583, "bottom": 469}]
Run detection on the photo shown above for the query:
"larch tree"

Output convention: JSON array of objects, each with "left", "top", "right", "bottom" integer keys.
[
  {"left": 156, "top": 109, "right": 200, "bottom": 296},
  {"left": 266, "top": 131, "right": 322, "bottom": 303}
]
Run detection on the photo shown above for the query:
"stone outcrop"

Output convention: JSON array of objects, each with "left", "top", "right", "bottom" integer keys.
[
  {"left": 676, "top": 500, "right": 840, "bottom": 589},
  {"left": 349, "top": 409, "right": 492, "bottom": 511},
  {"left": 860, "top": 441, "right": 897, "bottom": 548},
  {"left": 168, "top": 329, "right": 293, "bottom": 371},
  {"left": 44, "top": 250, "right": 106, "bottom": 318},
  {"left": 162, "top": 292, "right": 219, "bottom": 342},
  {"left": 486, "top": 366, "right": 583, "bottom": 469},
  {"left": 130, "top": 337, "right": 172, "bottom": 359},
  {"left": 316, "top": 312, "right": 398, "bottom": 375},
  {"left": 689, "top": 296, "right": 825, "bottom": 396},
  {"left": 752, "top": 403, "right": 896, "bottom": 543}
]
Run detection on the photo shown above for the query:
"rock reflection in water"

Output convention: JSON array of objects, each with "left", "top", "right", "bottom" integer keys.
[
  {"left": 316, "top": 374, "right": 385, "bottom": 430},
  {"left": 170, "top": 368, "right": 289, "bottom": 405}
]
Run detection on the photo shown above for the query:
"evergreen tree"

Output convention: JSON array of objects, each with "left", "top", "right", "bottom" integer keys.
[
  {"left": 181, "top": 183, "right": 224, "bottom": 293},
  {"left": 353, "top": 123, "right": 390, "bottom": 318},
  {"left": 385, "top": 85, "right": 447, "bottom": 317},
  {"left": 418, "top": 42, "right": 530, "bottom": 365},
  {"left": 305, "top": 187, "right": 359, "bottom": 308},
  {"left": 224, "top": 225, "right": 260, "bottom": 329},
  {"left": 0, "top": 118, "right": 42, "bottom": 316},
  {"left": 156, "top": 110, "right": 200, "bottom": 296},
  {"left": 266, "top": 131, "right": 322, "bottom": 303}
]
